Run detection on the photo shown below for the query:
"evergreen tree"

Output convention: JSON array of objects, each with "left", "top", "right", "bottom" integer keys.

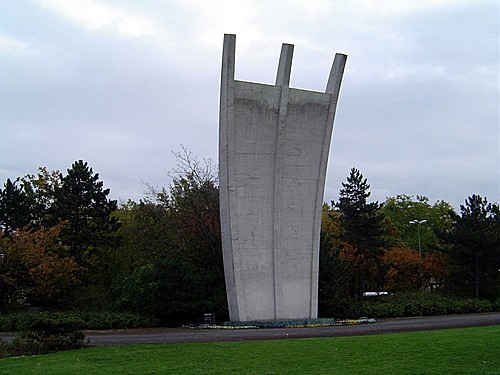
[
  {"left": 0, "top": 178, "right": 32, "bottom": 236},
  {"left": 333, "top": 167, "right": 384, "bottom": 298},
  {"left": 51, "top": 160, "right": 120, "bottom": 265},
  {"left": 443, "top": 195, "right": 500, "bottom": 299}
]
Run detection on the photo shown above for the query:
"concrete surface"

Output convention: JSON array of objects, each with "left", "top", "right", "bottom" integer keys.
[{"left": 219, "top": 34, "right": 347, "bottom": 322}]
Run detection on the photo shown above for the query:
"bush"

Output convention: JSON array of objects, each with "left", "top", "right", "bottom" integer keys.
[
  {"left": 17, "top": 312, "right": 85, "bottom": 333},
  {"left": 492, "top": 298, "right": 500, "bottom": 312},
  {"left": 6, "top": 330, "right": 86, "bottom": 357},
  {"left": 75, "top": 311, "right": 159, "bottom": 329},
  {"left": 0, "top": 312, "right": 87, "bottom": 358},
  {"left": 0, "top": 311, "right": 158, "bottom": 333},
  {"left": 0, "top": 314, "right": 16, "bottom": 332},
  {"left": 319, "top": 297, "right": 361, "bottom": 319},
  {"left": 357, "top": 292, "right": 493, "bottom": 318}
]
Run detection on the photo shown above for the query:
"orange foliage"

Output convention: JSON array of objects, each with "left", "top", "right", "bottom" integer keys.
[
  {"left": 382, "top": 247, "right": 448, "bottom": 292},
  {"left": 0, "top": 224, "right": 81, "bottom": 305}
]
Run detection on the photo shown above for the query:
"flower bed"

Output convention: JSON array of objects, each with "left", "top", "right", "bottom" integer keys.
[{"left": 186, "top": 317, "right": 376, "bottom": 329}]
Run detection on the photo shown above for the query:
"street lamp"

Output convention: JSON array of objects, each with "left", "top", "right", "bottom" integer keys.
[{"left": 409, "top": 219, "right": 427, "bottom": 257}]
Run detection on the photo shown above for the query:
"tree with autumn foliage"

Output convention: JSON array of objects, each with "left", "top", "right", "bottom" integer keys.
[
  {"left": 382, "top": 246, "right": 448, "bottom": 292},
  {"left": 0, "top": 224, "right": 80, "bottom": 309},
  {"left": 0, "top": 161, "right": 121, "bottom": 310}
]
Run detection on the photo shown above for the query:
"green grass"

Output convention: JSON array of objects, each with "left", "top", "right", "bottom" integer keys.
[{"left": 1, "top": 326, "right": 499, "bottom": 374}]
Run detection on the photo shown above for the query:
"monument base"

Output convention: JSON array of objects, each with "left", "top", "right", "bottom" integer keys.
[{"left": 222, "top": 318, "right": 337, "bottom": 329}]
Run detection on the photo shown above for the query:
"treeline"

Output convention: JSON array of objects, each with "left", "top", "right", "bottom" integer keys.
[
  {"left": 1, "top": 156, "right": 499, "bottom": 325},
  {"left": 319, "top": 168, "right": 499, "bottom": 316}
]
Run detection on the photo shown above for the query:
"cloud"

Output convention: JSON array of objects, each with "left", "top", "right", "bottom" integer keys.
[
  {"left": 0, "top": 0, "right": 497, "bottom": 210},
  {"left": 36, "top": 0, "right": 156, "bottom": 37},
  {"left": 348, "top": 0, "right": 478, "bottom": 17},
  {"left": 0, "top": 34, "right": 32, "bottom": 53}
]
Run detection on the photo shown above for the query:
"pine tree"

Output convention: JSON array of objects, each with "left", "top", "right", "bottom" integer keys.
[
  {"left": 333, "top": 167, "right": 384, "bottom": 298},
  {"left": 444, "top": 195, "right": 500, "bottom": 299},
  {"left": 0, "top": 178, "right": 32, "bottom": 236},
  {"left": 51, "top": 160, "right": 120, "bottom": 265}
]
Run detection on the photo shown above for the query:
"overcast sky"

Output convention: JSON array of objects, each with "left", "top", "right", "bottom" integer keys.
[{"left": 1, "top": 0, "right": 498, "bottom": 210}]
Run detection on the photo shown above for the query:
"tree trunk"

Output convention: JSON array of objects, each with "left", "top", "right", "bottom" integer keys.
[
  {"left": 357, "top": 262, "right": 363, "bottom": 301},
  {"left": 473, "top": 255, "right": 480, "bottom": 299}
]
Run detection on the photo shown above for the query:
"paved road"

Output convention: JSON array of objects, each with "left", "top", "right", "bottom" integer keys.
[{"left": 84, "top": 312, "right": 500, "bottom": 346}]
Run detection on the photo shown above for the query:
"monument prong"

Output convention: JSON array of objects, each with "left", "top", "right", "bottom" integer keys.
[
  {"left": 219, "top": 33, "right": 239, "bottom": 320},
  {"left": 275, "top": 43, "right": 294, "bottom": 87},
  {"left": 326, "top": 53, "right": 347, "bottom": 95},
  {"left": 222, "top": 34, "right": 236, "bottom": 84}
]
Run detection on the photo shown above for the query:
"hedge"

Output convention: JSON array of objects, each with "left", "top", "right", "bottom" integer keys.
[
  {"left": 357, "top": 293, "right": 493, "bottom": 319},
  {"left": 0, "top": 311, "right": 159, "bottom": 332}
]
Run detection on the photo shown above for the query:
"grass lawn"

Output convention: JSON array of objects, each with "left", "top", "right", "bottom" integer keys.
[{"left": 1, "top": 325, "right": 499, "bottom": 374}]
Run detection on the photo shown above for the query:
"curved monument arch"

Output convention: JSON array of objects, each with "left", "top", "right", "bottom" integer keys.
[{"left": 219, "top": 34, "right": 347, "bottom": 322}]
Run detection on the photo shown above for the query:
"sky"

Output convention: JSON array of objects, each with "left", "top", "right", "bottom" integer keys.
[{"left": 1, "top": 0, "right": 498, "bottom": 210}]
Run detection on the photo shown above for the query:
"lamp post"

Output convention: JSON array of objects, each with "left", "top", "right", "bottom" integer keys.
[{"left": 409, "top": 219, "right": 427, "bottom": 257}]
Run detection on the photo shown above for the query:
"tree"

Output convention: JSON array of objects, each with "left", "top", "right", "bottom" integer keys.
[
  {"left": 382, "top": 246, "right": 448, "bottom": 292},
  {"left": 113, "top": 200, "right": 178, "bottom": 273},
  {"left": 0, "top": 224, "right": 80, "bottom": 308},
  {"left": 51, "top": 160, "right": 120, "bottom": 265},
  {"left": 318, "top": 204, "right": 351, "bottom": 316},
  {"left": 333, "top": 168, "right": 385, "bottom": 298},
  {"left": 144, "top": 148, "right": 227, "bottom": 320},
  {"left": 20, "top": 167, "right": 62, "bottom": 228},
  {"left": 0, "top": 178, "right": 32, "bottom": 236},
  {"left": 442, "top": 195, "right": 500, "bottom": 299},
  {"left": 146, "top": 149, "right": 223, "bottom": 281},
  {"left": 380, "top": 194, "right": 453, "bottom": 253},
  {"left": 112, "top": 252, "right": 220, "bottom": 326}
]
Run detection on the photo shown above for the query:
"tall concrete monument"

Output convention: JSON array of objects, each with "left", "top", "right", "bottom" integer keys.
[{"left": 219, "top": 34, "right": 347, "bottom": 322}]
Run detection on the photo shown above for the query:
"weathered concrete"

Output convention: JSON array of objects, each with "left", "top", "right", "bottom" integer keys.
[{"left": 219, "top": 34, "right": 346, "bottom": 322}]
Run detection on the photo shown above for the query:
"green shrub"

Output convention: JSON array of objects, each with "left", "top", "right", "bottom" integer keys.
[
  {"left": 356, "top": 292, "right": 493, "bottom": 318},
  {"left": 0, "top": 312, "right": 87, "bottom": 358},
  {"left": 492, "top": 298, "right": 500, "bottom": 311},
  {"left": 0, "top": 311, "right": 158, "bottom": 333},
  {"left": 7, "top": 330, "right": 86, "bottom": 357},
  {"left": 17, "top": 312, "right": 84, "bottom": 334},
  {"left": 75, "top": 311, "right": 159, "bottom": 329},
  {"left": 0, "top": 314, "right": 15, "bottom": 332}
]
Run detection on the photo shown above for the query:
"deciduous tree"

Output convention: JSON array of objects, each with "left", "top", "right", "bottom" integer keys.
[
  {"left": 382, "top": 246, "right": 448, "bottom": 292},
  {"left": 20, "top": 167, "right": 61, "bottom": 228},
  {"left": 0, "top": 224, "right": 80, "bottom": 308},
  {"left": 318, "top": 204, "right": 350, "bottom": 315},
  {"left": 380, "top": 194, "right": 453, "bottom": 253},
  {"left": 141, "top": 148, "right": 227, "bottom": 320}
]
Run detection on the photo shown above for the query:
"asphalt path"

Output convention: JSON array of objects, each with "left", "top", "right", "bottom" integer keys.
[{"left": 84, "top": 313, "right": 500, "bottom": 346}]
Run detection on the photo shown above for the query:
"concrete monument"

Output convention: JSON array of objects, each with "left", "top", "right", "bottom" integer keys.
[{"left": 219, "top": 34, "right": 347, "bottom": 322}]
